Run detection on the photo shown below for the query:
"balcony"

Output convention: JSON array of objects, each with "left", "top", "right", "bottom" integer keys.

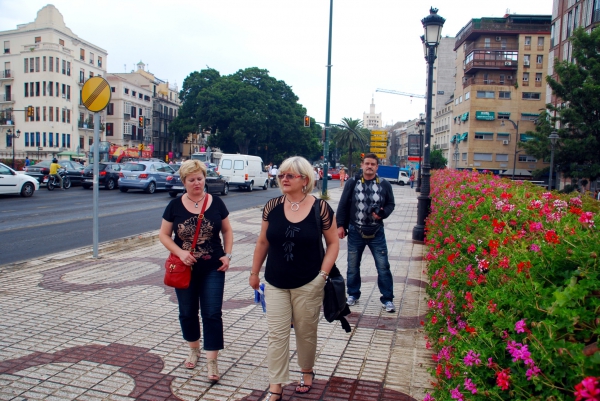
[
  {"left": 455, "top": 16, "right": 551, "bottom": 49},
  {"left": 0, "top": 94, "right": 13, "bottom": 103},
  {"left": 78, "top": 120, "right": 94, "bottom": 130},
  {"left": 464, "top": 58, "right": 518, "bottom": 74},
  {"left": 464, "top": 42, "right": 518, "bottom": 54},
  {"left": 463, "top": 77, "right": 516, "bottom": 88},
  {"left": 0, "top": 70, "right": 12, "bottom": 79}
]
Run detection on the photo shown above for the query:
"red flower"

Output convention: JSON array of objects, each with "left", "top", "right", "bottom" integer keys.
[
  {"left": 517, "top": 261, "right": 531, "bottom": 273},
  {"left": 545, "top": 229, "right": 561, "bottom": 244},
  {"left": 496, "top": 369, "right": 511, "bottom": 390}
]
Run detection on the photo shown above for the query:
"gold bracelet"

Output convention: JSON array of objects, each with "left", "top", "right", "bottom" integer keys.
[{"left": 250, "top": 272, "right": 259, "bottom": 277}]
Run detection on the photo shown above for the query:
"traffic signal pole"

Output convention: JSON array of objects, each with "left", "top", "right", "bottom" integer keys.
[
  {"left": 92, "top": 112, "right": 100, "bottom": 258},
  {"left": 322, "top": 0, "right": 333, "bottom": 197}
]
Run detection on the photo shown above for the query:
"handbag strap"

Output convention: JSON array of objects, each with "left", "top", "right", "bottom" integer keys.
[
  {"left": 190, "top": 195, "right": 209, "bottom": 250},
  {"left": 313, "top": 197, "right": 325, "bottom": 261}
]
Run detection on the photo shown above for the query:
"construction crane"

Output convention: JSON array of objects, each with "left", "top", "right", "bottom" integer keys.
[{"left": 376, "top": 88, "right": 426, "bottom": 101}]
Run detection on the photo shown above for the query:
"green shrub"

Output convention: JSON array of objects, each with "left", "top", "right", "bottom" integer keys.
[{"left": 422, "top": 170, "right": 599, "bottom": 401}]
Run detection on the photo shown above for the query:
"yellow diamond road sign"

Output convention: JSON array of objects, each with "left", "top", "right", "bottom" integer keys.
[{"left": 81, "top": 77, "right": 111, "bottom": 112}]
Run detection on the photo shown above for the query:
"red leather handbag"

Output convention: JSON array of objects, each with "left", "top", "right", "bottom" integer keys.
[{"left": 164, "top": 196, "right": 209, "bottom": 289}]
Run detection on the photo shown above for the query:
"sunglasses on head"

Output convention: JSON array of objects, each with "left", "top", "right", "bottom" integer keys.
[{"left": 277, "top": 173, "right": 303, "bottom": 180}]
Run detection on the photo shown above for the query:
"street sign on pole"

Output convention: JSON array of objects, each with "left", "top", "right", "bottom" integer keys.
[{"left": 82, "top": 77, "right": 111, "bottom": 259}]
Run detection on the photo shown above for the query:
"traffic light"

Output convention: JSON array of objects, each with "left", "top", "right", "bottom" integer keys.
[
  {"left": 27, "top": 106, "right": 34, "bottom": 118},
  {"left": 138, "top": 116, "right": 144, "bottom": 128},
  {"left": 138, "top": 143, "right": 144, "bottom": 151},
  {"left": 304, "top": 115, "right": 310, "bottom": 127},
  {"left": 361, "top": 153, "right": 365, "bottom": 160}
]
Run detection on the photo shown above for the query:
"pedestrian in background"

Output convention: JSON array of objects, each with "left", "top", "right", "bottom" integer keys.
[
  {"left": 159, "top": 160, "right": 233, "bottom": 382},
  {"left": 250, "top": 156, "right": 339, "bottom": 401},
  {"left": 339, "top": 168, "right": 346, "bottom": 188},
  {"left": 409, "top": 171, "right": 415, "bottom": 189},
  {"left": 336, "top": 153, "right": 396, "bottom": 313},
  {"left": 25, "top": 157, "right": 30, "bottom": 167}
]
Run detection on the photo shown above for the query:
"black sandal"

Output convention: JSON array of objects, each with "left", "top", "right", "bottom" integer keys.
[
  {"left": 295, "top": 370, "right": 316, "bottom": 394},
  {"left": 264, "top": 390, "right": 283, "bottom": 401}
]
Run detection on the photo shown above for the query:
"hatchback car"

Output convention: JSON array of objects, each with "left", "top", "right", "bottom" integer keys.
[
  {"left": 82, "top": 162, "right": 122, "bottom": 190},
  {"left": 0, "top": 162, "right": 39, "bottom": 197},
  {"left": 24, "top": 160, "right": 85, "bottom": 186},
  {"left": 118, "top": 161, "right": 175, "bottom": 194},
  {"left": 166, "top": 169, "right": 229, "bottom": 197}
]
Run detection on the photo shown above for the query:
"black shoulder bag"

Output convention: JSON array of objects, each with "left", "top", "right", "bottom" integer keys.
[{"left": 314, "top": 198, "right": 351, "bottom": 333}]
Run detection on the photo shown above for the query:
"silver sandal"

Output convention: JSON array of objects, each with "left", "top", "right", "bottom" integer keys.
[
  {"left": 184, "top": 347, "right": 200, "bottom": 369},
  {"left": 207, "top": 358, "right": 220, "bottom": 382}
]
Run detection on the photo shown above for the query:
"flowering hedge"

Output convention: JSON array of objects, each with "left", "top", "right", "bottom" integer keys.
[{"left": 422, "top": 170, "right": 600, "bottom": 401}]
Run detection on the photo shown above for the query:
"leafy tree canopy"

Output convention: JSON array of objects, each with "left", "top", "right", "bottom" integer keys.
[
  {"left": 430, "top": 149, "right": 447, "bottom": 170},
  {"left": 542, "top": 27, "right": 600, "bottom": 181},
  {"left": 171, "top": 67, "right": 322, "bottom": 163},
  {"left": 332, "top": 118, "right": 369, "bottom": 176}
]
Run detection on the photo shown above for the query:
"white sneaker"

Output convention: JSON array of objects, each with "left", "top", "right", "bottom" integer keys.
[
  {"left": 346, "top": 296, "right": 357, "bottom": 306},
  {"left": 382, "top": 301, "right": 395, "bottom": 313}
]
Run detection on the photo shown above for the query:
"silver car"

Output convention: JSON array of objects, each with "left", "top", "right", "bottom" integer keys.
[{"left": 118, "top": 161, "right": 175, "bottom": 194}]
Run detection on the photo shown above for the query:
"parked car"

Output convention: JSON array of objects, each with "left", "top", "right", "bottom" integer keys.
[
  {"left": 166, "top": 169, "right": 229, "bottom": 197},
  {"left": 118, "top": 161, "right": 175, "bottom": 194},
  {"left": 24, "top": 159, "right": 85, "bottom": 186},
  {"left": 81, "top": 162, "right": 122, "bottom": 190},
  {"left": 0, "top": 162, "right": 39, "bottom": 197}
]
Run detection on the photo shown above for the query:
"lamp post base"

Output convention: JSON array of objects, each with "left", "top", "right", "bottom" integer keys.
[{"left": 412, "top": 195, "right": 431, "bottom": 242}]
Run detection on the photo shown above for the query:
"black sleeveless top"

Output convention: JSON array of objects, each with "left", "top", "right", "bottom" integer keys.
[{"left": 262, "top": 195, "right": 334, "bottom": 289}]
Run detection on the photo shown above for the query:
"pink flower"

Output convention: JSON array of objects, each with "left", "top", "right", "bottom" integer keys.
[
  {"left": 450, "top": 385, "right": 464, "bottom": 400},
  {"left": 574, "top": 377, "right": 600, "bottom": 401},
  {"left": 464, "top": 377, "right": 478, "bottom": 394},
  {"left": 423, "top": 394, "right": 435, "bottom": 401},
  {"left": 487, "top": 357, "right": 494, "bottom": 368},
  {"left": 515, "top": 319, "right": 527, "bottom": 333},
  {"left": 529, "top": 243, "right": 541, "bottom": 252},
  {"left": 579, "top": 212, "right": 595, "bottom": 227},
  {"left": 526, "top": 365, "right": 541, "bottom": 380},
  {"left": 463, "top": 350, "right": 481, "bottom": 366}
]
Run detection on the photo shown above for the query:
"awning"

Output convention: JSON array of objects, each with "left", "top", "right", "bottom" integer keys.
[
  {"left": 521, "top": 112, "right": 539, "bottom": 117},
  {"left": 498, "top": 112, "right": 511, "bottom": 117},
  {"left": 500, "top": 169, "right": 532, "bottom": 177},
  {"left": 450, "top": 134, "right": 458, "bottom": 143},
  {"left": 475, "top": 111, "right": 495, "bottom": 121},
  {"left": 461, "top": 112, "right": 469, "bottom": 121},
  {"left": 57, "top": 151, "right": 86, "bottom": 158},
  {"left": 497, "top": 132, "right": 510, "bottom": 136},
  {"left": 520, "top": 134, "right": 535, "bottom": 142},
  {"left": 460, "top": 132, "right": 468, "bottom": 141}
]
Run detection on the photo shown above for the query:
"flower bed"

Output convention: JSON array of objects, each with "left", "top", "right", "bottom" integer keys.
[{"left": 422, "top": 170, "right": 599, "bottom": 400}]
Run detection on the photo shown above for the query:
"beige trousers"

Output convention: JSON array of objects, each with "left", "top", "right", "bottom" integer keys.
[{"left": 265, "top": 275, "right": 325, "bottom": 384}]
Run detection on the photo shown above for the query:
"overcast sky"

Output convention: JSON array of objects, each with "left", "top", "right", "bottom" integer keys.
[{"left": 1, "top": 0, "right": 552, "bottom": 126}]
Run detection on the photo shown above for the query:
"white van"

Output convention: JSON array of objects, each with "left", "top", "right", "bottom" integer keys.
[{"left": 218, "top": 154, "right": 269, "bottom": 191}]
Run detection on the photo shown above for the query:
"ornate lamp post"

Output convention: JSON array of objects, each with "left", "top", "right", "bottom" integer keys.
[
  {"left": 322, "top": 0, "right": 334, "bottom": 197},
  {"left": 548, "top": 130, "right": 559, "bottom": 190},
  {"left": 413, "top": 7, "right": 445, "bottom": 242},
  {"left": 415, "top": 116, "right": 425, "bottom": 192},
  {"left": 8, "top": 129, "right": 21, "bottom": 169}
]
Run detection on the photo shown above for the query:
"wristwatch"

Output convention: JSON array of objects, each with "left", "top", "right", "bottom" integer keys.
[{"left": 226, "top": 253, "right": 232, "bottom": 260}]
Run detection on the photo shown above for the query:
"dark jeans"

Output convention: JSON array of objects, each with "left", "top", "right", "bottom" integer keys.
[
  {"left": 346, "top": 224, "right": 394, "bottom": 304},
  {"left": 175, "top": 266, "right": 225, "bottom": 351}
]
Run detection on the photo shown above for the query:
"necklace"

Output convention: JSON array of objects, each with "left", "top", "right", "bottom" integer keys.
[
  {"left": 186, "top": 193, "right": 206, "bottom": 208},
  {"left": 286, "top": 194, "right": 307, "bottom": 212}
]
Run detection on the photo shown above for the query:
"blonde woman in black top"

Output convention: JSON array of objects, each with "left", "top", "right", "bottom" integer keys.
[{"left": 250, "top": 156, "right": 339, "bottom": 401}]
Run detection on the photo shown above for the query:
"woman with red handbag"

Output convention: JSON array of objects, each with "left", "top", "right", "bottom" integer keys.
[{"left": 159, "top": 160, "right": 233, "bottom": 382}]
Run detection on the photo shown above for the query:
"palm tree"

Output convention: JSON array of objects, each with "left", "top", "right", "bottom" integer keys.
[{"left": 333, "top": 117, "right": 369, "bottom": 176}]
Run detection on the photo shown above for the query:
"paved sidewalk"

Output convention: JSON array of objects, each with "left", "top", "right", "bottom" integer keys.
[{"left": 0, "top": 184, "right": 432, "bottom": 401}]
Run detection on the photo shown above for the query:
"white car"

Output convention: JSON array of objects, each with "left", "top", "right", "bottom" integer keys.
[{"left": 0, "top": 162, "right": 39, "bottom": 197}]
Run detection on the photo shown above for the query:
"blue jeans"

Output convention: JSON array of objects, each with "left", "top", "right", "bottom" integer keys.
[
  {"left": 175, "top": 266, "right": 225, "bottom": 350},
  {"left": 347, "top": 224, "right": 394, "bottom": 304},
  {"left": 410, "top": 180, "right": 414, "bottom": 188}
]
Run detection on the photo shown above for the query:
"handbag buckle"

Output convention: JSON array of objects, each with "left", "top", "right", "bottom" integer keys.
[{"left": 169, "top": 264, "right": 176, "bottom": 272}]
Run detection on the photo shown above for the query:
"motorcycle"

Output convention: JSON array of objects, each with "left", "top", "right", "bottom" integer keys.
[{"left": 43, "top": 168, "right": 71, "bottom": 190}]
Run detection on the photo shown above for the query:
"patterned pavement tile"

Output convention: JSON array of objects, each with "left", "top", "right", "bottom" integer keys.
[{"left": 0, "top": 185, "right": 431, "bottom": 400}]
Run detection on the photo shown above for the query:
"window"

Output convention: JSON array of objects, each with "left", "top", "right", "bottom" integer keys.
[
  {"left": 67, "top": 134, "right": 70, "bottom": 148},
  {"left": 535, "top": 73, "right": 542, "bottom": 83},
  {"left": 55, "top": 57, "right": 59, "bottom": 72},
  {"left": 499, "top": 91, "right": 511, "bottom": 99},
  {"left": 80, "top": 69, "right": 85, "bottom": 83},
  {"left": 465, "top": 91, "right": 470, "bottom": 100},
  {"left": 55, "top": 107, "right": 58, "bottom": 122},
  {"left": 124, "top": 123, "right": 131, "bottom": 135},
  {"left": 36, "top": 132, "right": 40, "bottom": 147},
  {"left": 24, "top": 58, "right": 28, "bottom": 73},
  {"left": 106, "top": 122, "right": 113, "bottom": 136},
  {"left": 66, "top": 61, "right": 70, "bottom": 76},
  {"left": 537, "top": 37, "right": 544, "bottom": 48},
  {"left": 476, "top": 91, "right": 495, "bottom": 98},
  {"left": 43, "top": 81, "right": 46, "bottom": 96},
  {"left": 49, "top": 56, "right": 53, "bottom": 72},
  {"left": 233, "top": 160, "right": 244, "bottom": 170},
  {"left": 455, "top": 98, "right": 459, "bottom": 105},
  {"left": 90, "top": 52, "right": 94, "bottom": 65},
  {"left": 138, "top": 93, "right": 143, "bottom": 99},
  {"left": 474, "top": 153, "right": 493, "bottom": 161},
  {"left": 98, "top": 56, "right": 102, "bottom": 68},
  {"left": 131, "top": 106, "right": 136, "bottom": 118},
  {"left": 25, "top": 132, "right": 29, "bottom": 147},
  {"left": 111, "top": 86, "right": 115, "bottom": 92},
  {"left": 43, "top": 132, "right": 46, "bottom": 147},
  {"left": 24, "top": 82, "right": 28, "bottom": 97},
  {"left": 462, "top": 153, "right": 467, "bottom": 161},
  {"left": 523, "top": 72, "right": 529, "bottom": 82},
  {"left": 519, "top": 155, "right": 537, "bottom": 162},
  {"left": 62, "top": 59, "right": 66, "bottom": 74},
  {"left": 524, "top": 36, "right": 531, "bottom": 46},
  {"left": 35, "top": 57, "right": 40, "bottom": 72},
  {"left": 484, "top": 37, "right": 491, "bottom": 48},
  {"left": 459, "top": 96, "right": 462, "bottom": 103},
  {"left": 49, "top": 107, "right": 53, "bottom": 121},
  {"left": 66, "top": 85, "right": 70, "bottom": 100},
  {"left": 43, "top": 106, "right": 46, "bottom": 121},
  {"left": 62, "top": 108, "right": 66, "bottom": 123},
  {"left": 474, "top": 133, "right": 493, "bottom": 140},
  {"left": 29, "top": 57, "right": 33, "bottom": 72},
  {"left": 62, "top": 133, "right": 66, "bottom": 147},
  {"left": 3, "top": 40, "right": 9, "bottom": 54},
  {"left": 6, "top": 134, "right": 11, "bottom": 148},
  {"left": 124, "top": 88, "right": 129, "bottom": 95},
  {"left": 536, "top": 55, "right": 543, "bottom": 65},
  {"left": 524, "top": 54, "right": 530, "bottom": 66},
  {"left": 35, "top": 107, "right": 40, "bottom": 121},
  {"left": 48, "top": 81, "right": 53, "bottom": 96},
  {"left": 107, "top": 103, "right": 114, "bottom": 115},
  {"left": 132, "top": 91, "right": 136, "bottom": 97},
  {"left": 522, "top": 92, "right": 541, "bottom": 100},
  {"left": 59, "top": 39, "right": 64, "bottom": 46},
  {"left": 80, "top": 48, "right": 85, "bottom": 61},
  {"left": 67, "top": 109, "right": 70, "bottom": 123},
  {"left": 43, "top": 56, "right": 46, "bottom": 71},
  {"left": 48, "top": 132, "right": 53, "bottom": 147},
  {"left": 550, "top": 23, "right": 555, "bottom": 47},
  {"left": 35, "top": 36, "right": 41, "bottom": 43},
  {"left": 567, "top": 11, "right": 573, "bottom": 37},
  {"left": 62, "top": 84, "right": 66, "bottom": 97},
  {"left": 496, "top": 154, "right": 509, "bottom": 162}
]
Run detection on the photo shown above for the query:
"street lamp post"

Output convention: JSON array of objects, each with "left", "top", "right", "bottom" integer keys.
[
  {"left": 8, "top": 129, "right": 21, "bottom": 169},
  {"left": 413, "top": 7, "right": 445, "bottom": 242},
  {"left": 322, "top": 0, "right": 334, "bottom": 197},
  {"left": 548, "top": 130, "right": 559, "bottom": 190},
  {"left": 416, "top": 117, "right": 425, "bottom": 192},
  {"left": 501, "top": 119, "right": 520, "bottom": 180}
]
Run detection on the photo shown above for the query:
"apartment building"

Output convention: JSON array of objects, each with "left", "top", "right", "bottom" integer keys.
[
  {"left": 0, "top": 5, "right": 107, "bottom": 161},
  {"left": 452, "top": 14, "right": 551, "bottom": 176},
  {"left": 105, "top": 74, "right": 152, "bottom": 149},
  {"left": 111, "top": 62, "right": 180, "bottom": 160},
  {"left": 431, "top": 37, "right": 456, "bottom": 162},
  {"left": 363, "top": 98, "right": 382, "bottom": 129},
  {"left": 548, "top": 0, "right": 599, "bottom": 105}
]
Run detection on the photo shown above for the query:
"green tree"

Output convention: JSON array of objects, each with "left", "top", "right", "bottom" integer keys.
[
  {"left": 332, "top": 118, "right": 369, "bottom": 176},
  {"left": 544, "top": 27, "right": 600, "bottom": 182},
  {"left": 173, "top": 67, "right": 321, "bottom": 162},
  {"left": 430, "top": 149, "right": 447, "bottom": 169}
]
